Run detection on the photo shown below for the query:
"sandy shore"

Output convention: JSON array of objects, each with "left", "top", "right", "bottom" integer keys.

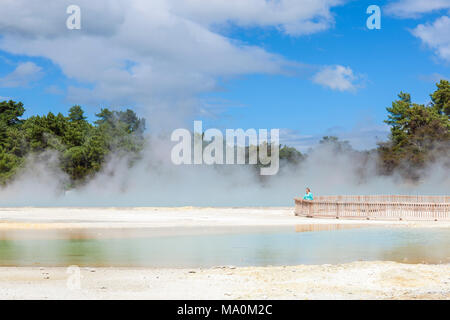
[
  {"left": 0, "top": 262, "right": 449, "bottom": 300},
  {"left": 1, "top": 206, "right": 449, "bottom": 230},
  {"left": 0, "top": 207, "right": 449, "bottom": 300}
]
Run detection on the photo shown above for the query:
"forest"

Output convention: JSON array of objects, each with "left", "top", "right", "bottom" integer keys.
[
  {"left": 0, "top": 104, "right": 145, "bottom": 186},
  {"left": 0, "top": 80, "right": 448, "bottom": 187}
]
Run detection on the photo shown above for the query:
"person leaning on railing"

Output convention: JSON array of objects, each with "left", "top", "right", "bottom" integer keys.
[{"left": 303, "top": 188, "right": 314, "bottom": 201}]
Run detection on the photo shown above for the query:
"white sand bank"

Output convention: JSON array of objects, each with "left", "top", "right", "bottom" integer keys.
[
  {"left": 0, "top": 262, "right": 449, "bottom": 300},
  {"left": 1, "top": 207, "right": 449, "bottom": 230}
]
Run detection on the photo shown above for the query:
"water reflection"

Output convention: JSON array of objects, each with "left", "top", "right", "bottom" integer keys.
[
  {"left": 0, "top": 226, "right": 448, "bottom": 267},
  {"left": 294, "top": 224, "right": 368, "bottom": 233}
]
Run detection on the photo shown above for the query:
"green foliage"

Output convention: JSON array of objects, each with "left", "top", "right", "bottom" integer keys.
[
  {"left": 68, "top": 105, "right": 87, "bottom": 122},
  {"left": 0, "top": 102, "right": 146, "bottom": 185},
  {"left": 0, "top": 100, "right": 24, "bottom": 126},
  {"left": 430, "top": 80, "right": 450, "bottom": 116},
  {"left": 379, "top": 80, "right": 449, "bottom": 176},
  {"left": 0, "top": 147, "right": 23, "bottom": 185},
  {"left": 279, "top": 145, "right": 304, "bottom": 164}
]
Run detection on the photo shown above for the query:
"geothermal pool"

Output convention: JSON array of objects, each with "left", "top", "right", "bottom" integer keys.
[{"left": 0, "top": 225, "right": 449, "bottom": 267}]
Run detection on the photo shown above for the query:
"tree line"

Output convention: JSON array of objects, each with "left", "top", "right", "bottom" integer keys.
[
  {"left": 0, "top": 103, "right": 145, "bottom": 186},
  {"left": 0, "top": 80, "right": 448, "bottom": 186}
]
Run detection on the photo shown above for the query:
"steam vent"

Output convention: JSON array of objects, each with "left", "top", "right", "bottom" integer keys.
[{"left": 295, "top": 195, "right": 450, "bottom": 221}]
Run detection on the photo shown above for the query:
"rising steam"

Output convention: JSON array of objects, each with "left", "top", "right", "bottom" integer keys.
[{"left": 0, "top": 135, "right": 448, "bottom": 207}]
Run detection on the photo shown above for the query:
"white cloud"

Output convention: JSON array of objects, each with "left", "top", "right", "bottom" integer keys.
[
  {"left": 385, "top": 0, "right": 450, "bottom": 18},
  {"left": 385, "top": 1, "right": 450, "bottom": 64},
  {"left": 0, "top": 62, "right": 43, "bottom": 88},
  {"left": 0, "top": 0, "right": 347, "bottom": 129},
  {"left": 0, "top": 0, "right": 344, "bottom": 37},
  {"left": 412, "top": 16, "right": 450, "bottom": 62},
  {"left": 312, "top": 65, "right": 359, "bottom": 92},
  {"left": 169, "top": 0, "right": 344, "bottom": 36}
]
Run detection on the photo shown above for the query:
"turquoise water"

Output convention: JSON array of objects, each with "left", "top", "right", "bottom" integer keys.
[{"left": 0, "top": 226, "right": 449, "bottom": 267}]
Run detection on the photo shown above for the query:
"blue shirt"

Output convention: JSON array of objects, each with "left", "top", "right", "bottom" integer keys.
[{"left": 303, "top": 192, "right": 313, "bottom": 200}]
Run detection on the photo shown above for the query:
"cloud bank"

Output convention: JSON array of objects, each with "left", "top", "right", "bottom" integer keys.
[
  {"left": 385, "top": 0, "right": 450, "bottom": 64},
  {"left": 412, "top": 16, "right": 450, "bottom": 62},
  {"left": 385, "top": 0, "right": 450, "bottom": 18},
  {"left": 0, "top": 62, "right": 43, "bottom": 88},
  {"left": 0, "top": 0, "right": 347, "bottom": 130}
]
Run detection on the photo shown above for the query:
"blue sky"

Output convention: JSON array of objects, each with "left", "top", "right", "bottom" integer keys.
[{"left": 0, "top": 0, "right": 449, "bottom": 151}]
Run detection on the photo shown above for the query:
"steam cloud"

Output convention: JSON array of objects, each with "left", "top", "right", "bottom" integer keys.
[{"left": 0, "top": 135, "right": 448, "bottom": 207}]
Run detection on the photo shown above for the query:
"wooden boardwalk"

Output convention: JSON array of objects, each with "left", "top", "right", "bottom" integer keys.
[{"left": 294, "top": 195, "right": 450, "bottom": 221}]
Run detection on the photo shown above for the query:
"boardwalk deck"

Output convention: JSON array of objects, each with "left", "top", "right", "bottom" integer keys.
[{"left": 294, "top": 195, "right": 450, "bottom": 221}]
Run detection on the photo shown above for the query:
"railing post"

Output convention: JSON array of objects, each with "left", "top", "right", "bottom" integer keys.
[{"left": 365, "top": 203, "right": 370, "bottom": 220}]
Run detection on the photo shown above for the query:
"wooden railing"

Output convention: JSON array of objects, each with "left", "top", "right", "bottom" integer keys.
[{"left": 294, "top": 195, "right": 450, "bottom": 221}]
